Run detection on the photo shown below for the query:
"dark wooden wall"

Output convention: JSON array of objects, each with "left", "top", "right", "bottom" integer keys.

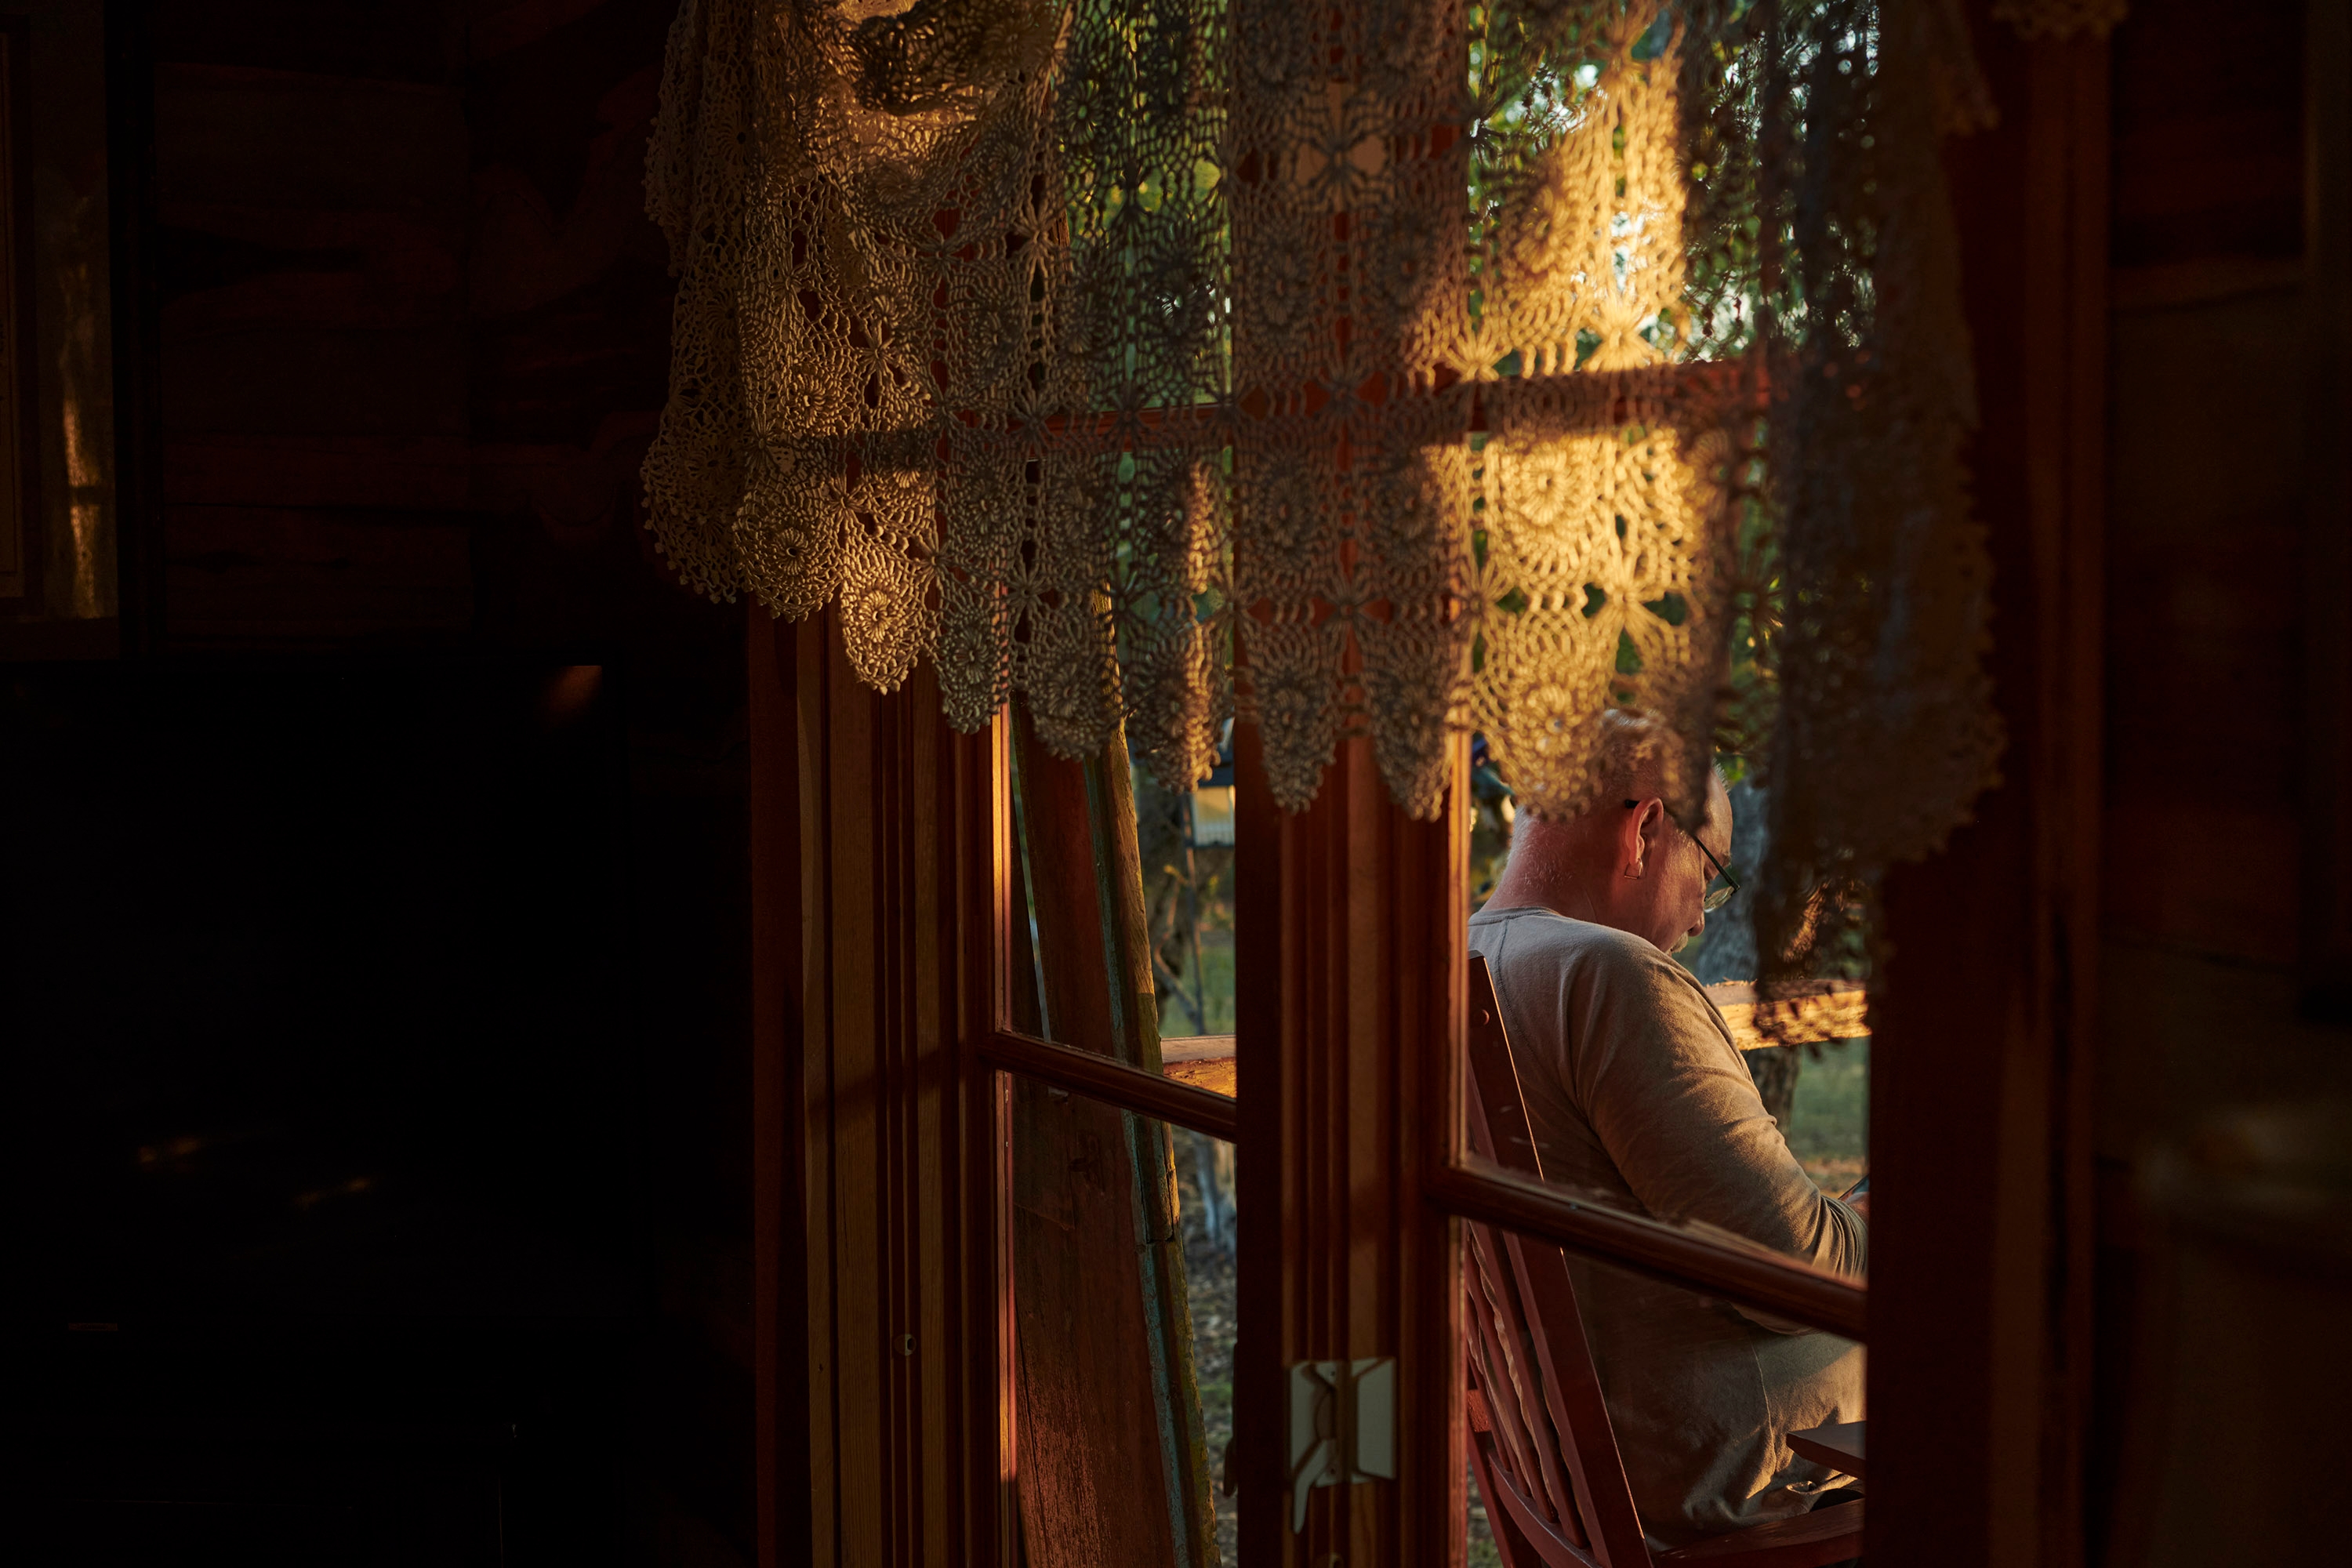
[
  {"left": 2094, "top": 0, "right": 2351, "bottom": 1559},
  {"left": 152, "top": 0, "right": 688, "bottom": 655},
  {"left": 1872, "top": 3, "right": 2350, "bottom": 1564},
  {"left": 8, "top": 4, "right": 754, "bottom": 1564}
]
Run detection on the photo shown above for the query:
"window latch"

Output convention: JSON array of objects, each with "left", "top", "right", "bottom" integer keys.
[{"left": 1286, "top": 1356, "right": 1396, "bottom": 1533}]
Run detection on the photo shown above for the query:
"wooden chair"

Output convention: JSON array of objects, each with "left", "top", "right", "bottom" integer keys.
[{"left": 1462, "top": 955, "right": 1864, "bottom": 1568}]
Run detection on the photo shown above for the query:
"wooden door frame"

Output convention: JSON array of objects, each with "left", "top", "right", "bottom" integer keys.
[
  {"left": 1868, "top": 10, "right": 2108, "bottom": 1568},
  {"left": 1232, "top": 726, "right": 1468, "bottom": 1568},
  {"left": 744, "top": 10, "right": 2114, "bottom": 1565},
  {"left": 749, "top": 608, "right": 1013, "bottom": 1568}
]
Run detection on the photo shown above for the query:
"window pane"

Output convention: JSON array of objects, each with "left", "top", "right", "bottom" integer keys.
[
  {"left": 1133, "top": 730, "right": 1238, "bottom": 1041},
  {"left": 1462, "top": 1230, "right": 1863, "bottom": 1559},
  {"left": 1675, "top": 774, "right": 1871, "bottom": 1194},
  {"left": 1461, "top": 745, "right": 1869, "bottom": 1552},
  {"left": 1004, "top": 707, "right": 1239, "bottom": 1077},
  {"left": 1465, "top": 757, "right": 1871, "bottom": 1211},
  {"left": 1781, "top": 1038, "right": 1867, "bottom": 1193},
  {"left": 1009, "top": 1079, "right": 1228, "bottom": 1567},
  {"left": 1004, "top": 714, "right": 1236, "bottom": 1565}
]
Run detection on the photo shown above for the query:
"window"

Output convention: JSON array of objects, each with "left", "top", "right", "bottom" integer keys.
[{"left": 982, "top": 706, "right": 1240, "bottom": 1566}]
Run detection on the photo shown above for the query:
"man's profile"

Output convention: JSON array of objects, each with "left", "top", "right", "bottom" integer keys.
[{"left": 1468, "top": 710, "right": 1866, "bottom": 1548}]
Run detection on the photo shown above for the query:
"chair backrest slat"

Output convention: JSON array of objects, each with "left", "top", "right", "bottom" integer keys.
[
  {"left": 1465, "top": 954, "right": 1656, "bottom": 1568},
  {"left": 1501, "top": 1230, "right": 1651, "bottom": 1563},
  {"left": 1465, "top": 1207, "right": 1581, "bottom": 1541}
]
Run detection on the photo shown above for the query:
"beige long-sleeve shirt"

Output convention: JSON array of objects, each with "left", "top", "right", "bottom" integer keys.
[{"left": 1468, "top": 905, "right": 1867, "bottom": 1548}]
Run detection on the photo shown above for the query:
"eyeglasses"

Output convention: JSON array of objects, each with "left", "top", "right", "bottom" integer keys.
[
  {"left": 1624, "top": 798, "right": 1740, "bottom": 912},
  {"left": 1691, "top": 833, "right": 1740, "bottom": 912}
]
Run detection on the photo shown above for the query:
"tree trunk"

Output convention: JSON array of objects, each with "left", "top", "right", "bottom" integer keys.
[{"left": 1745, "top": 1044, "right": 1802, "bottom": 1128}]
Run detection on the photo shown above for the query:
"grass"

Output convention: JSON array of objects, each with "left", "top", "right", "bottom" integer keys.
[
  {"left": 1784, "top": 1037, "right": 1868, "bottom": 1191},
  {"left": 1174, "top": 1134, "right": 1240, "bottom": 1564},
  {"left": 1163, "top": 931, "right": 1236, "bottom": 1036}
]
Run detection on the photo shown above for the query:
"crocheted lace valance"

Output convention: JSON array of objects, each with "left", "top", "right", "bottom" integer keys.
[{"left": 641, "top": 0, "right": 2002, "bottom": 981}]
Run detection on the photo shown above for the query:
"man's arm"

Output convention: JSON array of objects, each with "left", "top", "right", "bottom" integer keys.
[{"left": 1556, "top": 942, "right": 1867, "bottom": 1287}]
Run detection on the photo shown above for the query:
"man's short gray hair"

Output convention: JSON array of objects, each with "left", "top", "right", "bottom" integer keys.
[{"left": 1592, "top": 708, "right": 1671, "bottom": 808}]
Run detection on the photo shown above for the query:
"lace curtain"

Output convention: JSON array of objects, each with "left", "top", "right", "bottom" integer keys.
[
  {"left": 642, "top": 0, "right": 2002, "bottom": 982},
  {"left": 643, "top": 0, "right": 1234, "bottom": 793}
]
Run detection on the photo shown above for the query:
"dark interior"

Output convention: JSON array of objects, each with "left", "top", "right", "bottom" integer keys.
[{"left": 5, "top": 3, "right": 753, "bottom": 1561}]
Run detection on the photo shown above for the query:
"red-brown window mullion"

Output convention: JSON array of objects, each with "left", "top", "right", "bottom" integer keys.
[
  {"left": 1229, "top": 719, "right": 1468, "bottom": 1567},
  {"left": 978, "top": 1027, "right": 1240, "bottom": 1142},
  {"left": 1424, "top": 1160, "right": 1868, "bottom": 1341}
]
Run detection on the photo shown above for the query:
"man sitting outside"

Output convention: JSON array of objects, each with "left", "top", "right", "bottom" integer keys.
[{"left": 1469, "top": 710, "right": 1866, "bottom": 1548}]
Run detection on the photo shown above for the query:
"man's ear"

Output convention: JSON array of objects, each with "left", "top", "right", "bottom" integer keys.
[{"left": 1618, "top": 796, "right": 1664, "bottom": 873}]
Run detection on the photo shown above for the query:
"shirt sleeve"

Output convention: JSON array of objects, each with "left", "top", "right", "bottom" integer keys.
[{"left": 1549, "top": 939, "right": 1867, "bottom": 1299}]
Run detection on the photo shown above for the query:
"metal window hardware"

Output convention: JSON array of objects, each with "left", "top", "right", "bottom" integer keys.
[{"left": 1286, "top": 1356, "right": 1396, "bottom": 1533}]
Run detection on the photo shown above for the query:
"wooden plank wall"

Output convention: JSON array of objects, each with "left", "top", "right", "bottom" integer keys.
[
  {"left": 154, "top": 20, "right": 470, "bottom": 643},
  {"left": 152, "top": 0, "right": 685, "bottom": 655}
]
